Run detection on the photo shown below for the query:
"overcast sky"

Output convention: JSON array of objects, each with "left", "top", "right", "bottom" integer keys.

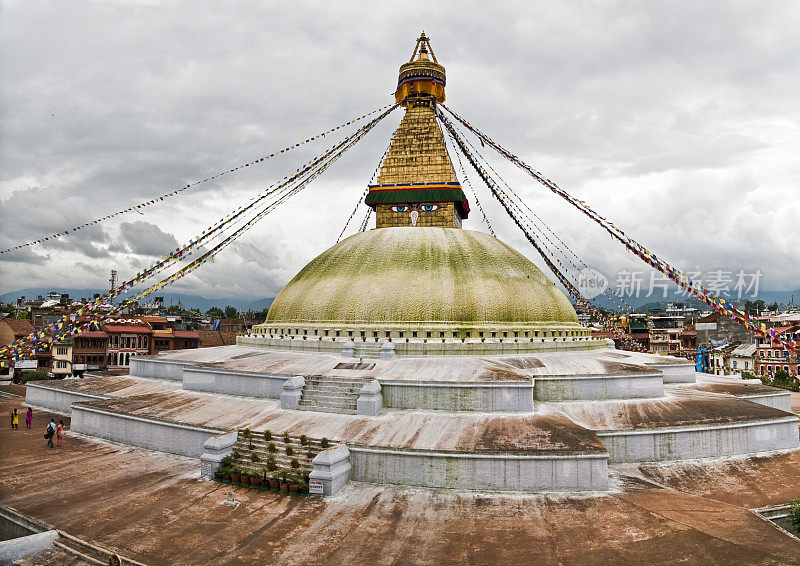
[{"left": 1, "top": 1, "right": 798, "bottom": 302}]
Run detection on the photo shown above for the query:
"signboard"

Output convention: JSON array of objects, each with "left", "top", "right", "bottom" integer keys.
[
  {"left": 73, "top": 364, "right": 88, "bottom": 371},
  {"left": 308, "top": 479, "right": 324, "bottom": 495},
  {"left": 15, "top": 360, "right": 38, "bottom": 370},
  {"left": 695, "top": 323, "right": 718, "bottom": 331}
]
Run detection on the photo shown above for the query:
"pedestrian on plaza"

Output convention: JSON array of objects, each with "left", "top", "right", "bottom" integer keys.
[
  {"left": 10, "top": 408, "right": 18, "bottom": 430},
  {"left": 45, "top": 418, "right": 56, "bottom": 448},
  {"left": 25, "top": 407, "right": 32, "bottom": 429},
  {"left": 56, "top": 420, "right": 64, "bottom": 447}
]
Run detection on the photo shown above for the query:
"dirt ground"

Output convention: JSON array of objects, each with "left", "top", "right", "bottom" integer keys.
[{"left": 2, "top": 389, "right": 800, "bottom": 565}]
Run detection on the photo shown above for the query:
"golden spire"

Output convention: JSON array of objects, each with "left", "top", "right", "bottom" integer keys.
[
  {"left": 365, "top": 33, "right": 469, "bottom": 229},
  {"left": 394, "top": 31, "right": 446, "bottom": 106}
]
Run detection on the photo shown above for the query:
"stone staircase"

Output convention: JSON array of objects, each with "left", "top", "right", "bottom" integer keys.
[{"left": 297, "top": 375, "right": 366, "bottom": 414}]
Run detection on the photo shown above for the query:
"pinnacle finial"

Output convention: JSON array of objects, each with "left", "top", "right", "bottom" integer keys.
[{"left": 396, "top": 33, "right": 446, "bottom": 105}]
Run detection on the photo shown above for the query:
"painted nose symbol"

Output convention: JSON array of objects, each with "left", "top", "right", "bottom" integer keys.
[{"left": 410, "top": 210, "right": 419, "bottom": 226}]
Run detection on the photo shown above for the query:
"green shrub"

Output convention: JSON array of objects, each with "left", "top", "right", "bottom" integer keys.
[
  {"left": 789, "top": 500, "right": 800, "bottom": 533},
  {"left": 263, "top": 429, "right": 272, "bottom": 441},
  {"left": 762, "top": 372, "right": 800, "bottom": 392},
  {"left": 21, "top": 371, "right": 49, "bottom": 383}
]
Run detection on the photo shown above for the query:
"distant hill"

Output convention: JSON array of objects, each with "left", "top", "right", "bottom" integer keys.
[
  {"left": 583, "top": 289, "right": 799, "bottom": 313},
  {"left": 0, "top": 288, "right": 274, "bottom": 312}
]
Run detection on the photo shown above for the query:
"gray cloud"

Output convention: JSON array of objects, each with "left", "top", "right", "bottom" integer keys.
[
  {"left": 0, "top": 0, "right": 798, "bottom": 299},
  {"left": 117, "top": 221, "right": 180, "bottom": 257}
]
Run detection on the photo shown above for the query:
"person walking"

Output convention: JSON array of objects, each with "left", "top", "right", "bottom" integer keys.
[
  {"left": 25, "top": 407, "right": 32, "bottom": 429},
  {"left": 10, "top": 409, "right": 18, "bottom": 430},
  {"left": 45, "top": 418, "right": 56, "bottom": 448},
  {"left": 56, "top": 420, "right": 64, "bottom": 447}
]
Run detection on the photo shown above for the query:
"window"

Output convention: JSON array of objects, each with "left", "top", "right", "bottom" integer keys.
[
  {"left": 56, "top": 360, "right": 67, "bottom": 369},
  {"left": 412, "top": 331, "right": 418, "bottom": 338},
  {"left": 56, "top": 347, "right": 68, "bottom": 355},
  {"left": 385, "top": 331, "right": 391, "bottom": 338},
  {"left": 143, "top": 336, "right": 148, "bottom": 347},
  {"left": 426, "top": 332, "right": 431, "bottom": 338}
]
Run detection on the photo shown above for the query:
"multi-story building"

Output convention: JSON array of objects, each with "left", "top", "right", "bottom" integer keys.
[
  {"left": 141, "top": 316, "right": 200, "bottom": 353},
  {"left": 102, "top": 319, "right": 153, "bottom": 368},
  {"left": 695, "top": 312, "right": 756, "bottom": 350},
  {"left": 648, "top": 316, "right": 683, "bottom": 355},
  {"left": 52, "top": 340, "right": 73, "bottom": 377},
  {"left": 756, "top": 326, "right": 800, "bottom": 378},
  {"left": 72, "top": 331, "right": 109, "bottom": 371}
]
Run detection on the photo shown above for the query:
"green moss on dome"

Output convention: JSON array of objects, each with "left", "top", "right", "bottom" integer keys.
[{"left": 265, "top": 227, "right": 578, "bottom": 325}]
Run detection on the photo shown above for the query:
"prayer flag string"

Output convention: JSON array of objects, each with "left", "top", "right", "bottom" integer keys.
[
  {"left": 0, "top": 104, "right": 394, "bottom": 255},
  {"left": 440, "top": 104, "right": 798, "bottom": 357}
]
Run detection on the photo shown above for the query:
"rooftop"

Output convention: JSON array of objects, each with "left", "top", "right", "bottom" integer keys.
[{"left": 1, "top": 395, "right": 799, "bottom": 565}]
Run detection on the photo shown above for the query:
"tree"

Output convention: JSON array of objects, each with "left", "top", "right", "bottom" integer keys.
[
  {"left": 224, "top": 306, "right": 239, "bottom": 319},
  {"left": 774, "top": 369, "right": 791, "bottom": 382},
  {"left": 768, "top": 302, "right": 779, "bottom": 312},
  {"left": 744, "top": 300, "right": 766, "bottom": 315},
  {"left": 206, "top": 307, "right": 224, "bottom": 318}
]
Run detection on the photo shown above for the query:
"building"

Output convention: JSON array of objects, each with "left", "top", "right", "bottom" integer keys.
[
  {"left": 729, "top": 343, "right": 757, "bottom": 376},
  {"left": 0, "top": 318, "right": 34, "bottom": 348},
  {"left": 680, "top": 328, "right": 697, "bottom": 358},
  {"left": 695, "top": 312, "right": 756, "bottom": 349},
  {"left": 72, "top": 331, "right": 109, "bottom": 371},
  {"left": 648, "top": 316, "right": 683, "bottom": 355},
  {"left": 622, "top": 314, "right": 650, "bottom": 351},
  {"left": 52, "top": 339, "right": 73, "bottom": 377},
  {"left": 756, "top": 325, "right": 800, "bottom": 378},
  {"left": 102, "top": 319, "right": 153, "bottom": 368},
  {"left": 140, "top": 316, "right": 200, "bottom": 353},
  {"left": 217, "top": 318, "right": 247, "bottom": 333}
]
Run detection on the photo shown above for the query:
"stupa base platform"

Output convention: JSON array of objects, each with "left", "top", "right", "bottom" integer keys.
[
  {"left": 23, "top": 358, "right": 799, "bottom": 493},
  {"left": 61, "top": 390, "right": 608, "bottom": 491}
]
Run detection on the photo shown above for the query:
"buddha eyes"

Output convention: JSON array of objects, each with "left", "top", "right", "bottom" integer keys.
[{"left": 389, "top": 204, "right": 439, "bottom": 212}]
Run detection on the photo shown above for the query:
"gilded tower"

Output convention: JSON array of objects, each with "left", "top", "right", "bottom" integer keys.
[{"left": 365, "top": 33, "right": 470, "bottom": 229}]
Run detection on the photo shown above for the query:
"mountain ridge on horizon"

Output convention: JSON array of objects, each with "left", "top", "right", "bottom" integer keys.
[{"left": 0, "top": 287, "right": 274, "bottom": 312}]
